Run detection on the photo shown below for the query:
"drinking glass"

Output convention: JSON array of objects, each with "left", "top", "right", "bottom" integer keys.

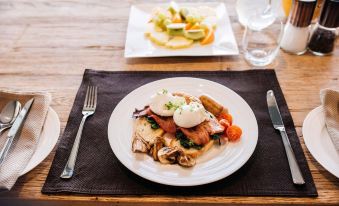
[
  {"left": 236, "top": 0, "right": 282, "bottom": 27},
  {"left": 242, "top": 13, "right": 283, "bottom": 67}
]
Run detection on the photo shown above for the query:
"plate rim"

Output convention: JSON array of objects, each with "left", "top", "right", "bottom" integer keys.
[
  {"left": 124, "top": 2, "right": 239, "bottom": 58},
  {"left": 302, "top": 106, "right": 339, "bottom": 178},
  {"left": 107, "top": 77, "right": 258, "bottom": 186},
  {"left": 20, "top": 107, "right": 60, "bottom": 176}
]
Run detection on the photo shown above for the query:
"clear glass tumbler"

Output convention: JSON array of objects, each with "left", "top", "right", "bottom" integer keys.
[{"left": 242, "top": 13, "right": 283, "bottom": 67}]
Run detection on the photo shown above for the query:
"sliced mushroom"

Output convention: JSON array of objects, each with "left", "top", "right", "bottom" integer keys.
[
  {"left": 151, "top": 137, "right": 164, "bottom": 161},
  {"left": 177, "top": 153, "right": 196, "bottom": 167},
  {"left": 157, "top": 147, "right": 179, "bottom": 164},
  {"left": 132, "top": 136, "right": 149, "bottom": 153}
]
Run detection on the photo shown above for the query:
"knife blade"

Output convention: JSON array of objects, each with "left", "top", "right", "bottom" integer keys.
[
  {"left": 267, "top": 90, "right": 305, "bottom": 185},
  {"left": 0, "top": 98, "right": 34, "bottom": 166}
]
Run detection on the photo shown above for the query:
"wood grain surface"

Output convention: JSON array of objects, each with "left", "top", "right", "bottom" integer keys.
[{"left": 0, "top": 0, "right": 338, "bottom": 205}]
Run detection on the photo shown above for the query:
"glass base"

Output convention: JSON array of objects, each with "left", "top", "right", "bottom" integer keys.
[
  {"left": 280, "top": 47, "right": 307, "bottom": 55},
  {"left": 308, "top": 49, "right": 332, "bottom": 56},
  {"left": 244, "top": 49, "right": 277, "bottom": 67}
]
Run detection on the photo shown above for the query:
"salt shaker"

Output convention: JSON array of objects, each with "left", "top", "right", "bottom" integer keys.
[
  {"left": 308, "top": 0, "right": 339, "bottom": 55},
  {"left": 280, "top": 0, "right": 317, "bottom": 55}
]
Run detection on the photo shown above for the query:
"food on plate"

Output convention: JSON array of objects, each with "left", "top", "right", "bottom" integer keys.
[
  {"left": 173, "top": 102, "right": 206, "bottom": 128},
  {"left": 165, "top": 36, "right": 193, "bottom": 49},
  {"left": 145, "top": 1, "right": 218, "bottom": 49},
  {"left": 199, "top": 94, "right": 227, "bottom": 116},
  {"left": 132, "top": 89, "right": 243, "bottom": 167},
  {"left": 184, "top": 29, "right": 206, "bottom": 40}
]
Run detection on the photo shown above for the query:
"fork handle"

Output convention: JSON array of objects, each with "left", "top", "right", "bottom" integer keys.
[
  {"left": 60, "top": 115, "right": 88, "bottom": 179},
  {"left": 279, "top": 129, "right": 305, "bottom": 185}
]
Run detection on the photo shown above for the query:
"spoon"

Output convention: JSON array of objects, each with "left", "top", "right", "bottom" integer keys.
[
  {"left": 249, "top": 0, "right": 275, "bottom": 31},
  {"left": 262, "top": 0, "right": 272, "bottom": 16},
  {"left": 0, "top": 100, "right": 21, "bottom": 135}
]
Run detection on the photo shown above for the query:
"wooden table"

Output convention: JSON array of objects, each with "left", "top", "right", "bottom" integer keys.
[{"left": 0, "top": 0, "right": 338, "bottom": 205}]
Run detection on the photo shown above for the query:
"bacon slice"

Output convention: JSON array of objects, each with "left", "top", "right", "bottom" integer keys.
[
  {"left": 146, "top": 109, "right": 177, "bottom": 134},
  {"left": 180, "top": 117, "right": 224, "bottom": 146},
  {"left": 200, "top": 117, "right": 224, "bottom": 135},
  {"left": 180, "top": 126, "right": 210, "bottom": 145}
]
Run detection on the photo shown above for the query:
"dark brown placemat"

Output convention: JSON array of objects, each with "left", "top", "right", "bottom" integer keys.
[{"left": 42, "top": 69, "right": 317, "bottom": 196}]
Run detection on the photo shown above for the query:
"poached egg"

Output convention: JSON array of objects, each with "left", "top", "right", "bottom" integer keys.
[
  {"left": 149, "top": 89, "right": 186, "bottom": 117},
  {"left": 173, "top": 102, "right": 207, "bottom": 128}
]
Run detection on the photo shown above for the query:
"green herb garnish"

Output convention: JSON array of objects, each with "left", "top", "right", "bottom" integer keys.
[
  {"left": 175, "top": 130, "right": 186, "bottom": 139},
  {"left": 146, "top": 116, "right": 160, "bottom": 130},
  {"left": 162, "top": 89, "right": 168, "bottom": 94},
  {"left": 211, "top": 134, "right": 220, "bottom": 140},
  {"left": 211, "top": 133, "right": 224, "bottom": 145},
  {"left": 151, "top": 123, "right": 160, "bottom": 129},
  {"left": 175, "top": 131, "right": 202, "bottom": 150},
  {"left": 164, "top": 100, "right": 184, "bottom": 111}
]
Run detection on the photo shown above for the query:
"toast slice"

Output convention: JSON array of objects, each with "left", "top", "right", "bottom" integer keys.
[
  {"left": 170, "top": 138, "right": 214, "bottom": 158},
  {"left": 133, "top": 117, "right": 164, "bottom": 146}
]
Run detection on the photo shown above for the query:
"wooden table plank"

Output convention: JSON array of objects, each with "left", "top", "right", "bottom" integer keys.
[{"left": 0, "top": 0, "right": 338, "bottom": 205}]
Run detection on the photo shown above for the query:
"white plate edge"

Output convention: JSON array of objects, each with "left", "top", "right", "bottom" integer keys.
[
  {"left": 20, "top": 107, "right": 60, "bottom": 176},
  {"left": 302, "top": 106, "right": 339, "bottom": 178}
]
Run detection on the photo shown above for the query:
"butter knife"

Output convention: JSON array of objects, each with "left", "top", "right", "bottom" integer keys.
[
  {"left": 267, "top": 90, "right": 305, "bottom": 185},
  {"left": 0, "top": 98, "right": 34, "bottom": 166}
]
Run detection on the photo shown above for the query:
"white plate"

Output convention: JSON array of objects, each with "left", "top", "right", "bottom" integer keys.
[
  {"left": 108, "top": 77, "right": 258, "bottom": 186},
  {"left": 20, "top": 107, "right": 60, "bottom": 175},
  {"left": 124, "top": 2, "right": 239, "bottom": 58},
  {"left": 303, "top": 106, "right": 339, "bottom": 178}
]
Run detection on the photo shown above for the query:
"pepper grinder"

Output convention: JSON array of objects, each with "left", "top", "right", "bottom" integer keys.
[
  {"left": 308, "top": 0, "right": 339, "bottom": 55},
  {"left": 280, "top": 0, "right": 317, "bottom": 55}
]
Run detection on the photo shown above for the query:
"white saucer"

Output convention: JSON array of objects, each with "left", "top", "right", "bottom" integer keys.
[
  {"left": 303, "top": 106, "right": 339, "bottom": 178},
  {"left": 20, "top": 107, "right": 60, "bottom": 175}
]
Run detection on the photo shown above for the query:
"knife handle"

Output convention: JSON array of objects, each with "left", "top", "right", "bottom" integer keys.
[
  {"left": 0, "top": 136, "right": 14, "bottom": 166},
  {"left": 279, "top": 129, "right": 305, "bottom": 185}
]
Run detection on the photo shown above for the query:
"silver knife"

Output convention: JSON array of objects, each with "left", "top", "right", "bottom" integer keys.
[
  {"left": 0, "top": 98, "right": 34, "bottom": 166},
  {"left": 267, "top": 90, "right": 305, "bottom": 185}
]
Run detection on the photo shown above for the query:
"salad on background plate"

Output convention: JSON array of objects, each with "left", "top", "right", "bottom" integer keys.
[{"left": 145, "top": 2, "right": 218, "bottom": 49}]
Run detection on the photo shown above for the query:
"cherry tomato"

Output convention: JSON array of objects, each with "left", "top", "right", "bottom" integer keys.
[
  {"left": 218, "top": 112, "right": 233, "bottom": 125},
  {"left": 226, "top": 125, "right": 242, "bottom": 141}
]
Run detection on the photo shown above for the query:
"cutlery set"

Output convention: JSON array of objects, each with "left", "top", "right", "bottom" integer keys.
[
  {"left": 0, "top": 101, "right": 21, "bottom": 135},
  {"left": 0, "top": 86, "right": 304, "bottom": 185},
  {"left": 0, "top": 98, "right": 34, "bottom": 166}
]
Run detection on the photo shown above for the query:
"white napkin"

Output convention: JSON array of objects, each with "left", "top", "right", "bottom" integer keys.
[
  {"left": 320, "top": 88, "right": 339, "bottom": 153},
  {"left": 0, "top": 90, "right": 51, "bottom": 191}
]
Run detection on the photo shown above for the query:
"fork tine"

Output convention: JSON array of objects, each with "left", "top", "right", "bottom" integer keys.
[
  {"left": 93, "top": 86, "right": 97, "bottom": 108},
  {"left": 88, "top": 86, "right": 94, "bottom": 108},
  {"left": 84, "top": 86, "right": 90, "bottom": 108},
  {"left": 91, "top": 86, "right": 95, "bottom": 108}
]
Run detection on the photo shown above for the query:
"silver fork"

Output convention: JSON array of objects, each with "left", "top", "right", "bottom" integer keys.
[{"left": 60, "top": 86, "right": 97, "bottom": 179}]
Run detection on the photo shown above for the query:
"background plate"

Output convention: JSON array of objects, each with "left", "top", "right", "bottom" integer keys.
[
  {"left": 303, "top": 106, "right": 339, "bottom": 178},
  {"left": 124, "top": 2, "right": 239, "bottom": 58}
]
